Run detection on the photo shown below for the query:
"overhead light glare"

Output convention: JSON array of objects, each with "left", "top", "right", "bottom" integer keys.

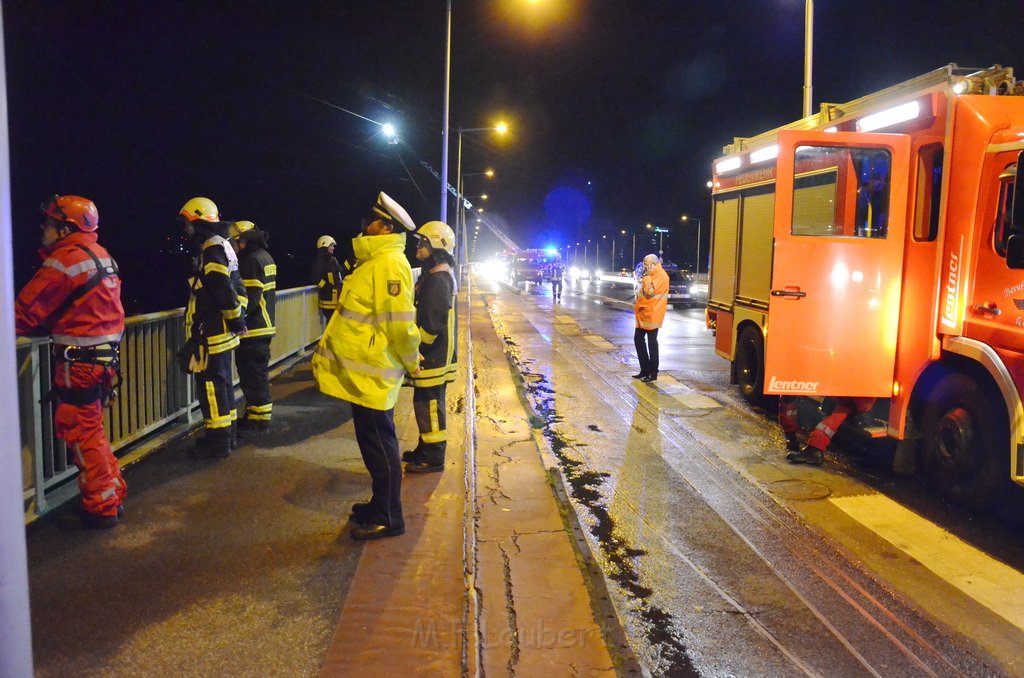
[
  {"left": 716, "top": 157, "right": 742, "bottom": 174},
  {"left": 857, "top": 101, "right": 920, "bottom": 132},
  {"left": 750, "top": 145, "right": 779, "bottom": 164}
]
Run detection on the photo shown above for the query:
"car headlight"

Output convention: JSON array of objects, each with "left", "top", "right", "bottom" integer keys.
[{"left": 689, "top": 285, "right": 698, "bottom": 294}]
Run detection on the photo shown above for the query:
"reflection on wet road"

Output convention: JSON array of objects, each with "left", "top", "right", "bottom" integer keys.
[{"left": 476, "top": 275, "right": 1016, "bottom": 677}]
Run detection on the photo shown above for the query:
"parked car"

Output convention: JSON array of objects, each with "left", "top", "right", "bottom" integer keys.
[{"left": 632, "top": 262, "right": 697, "bottom": 307}]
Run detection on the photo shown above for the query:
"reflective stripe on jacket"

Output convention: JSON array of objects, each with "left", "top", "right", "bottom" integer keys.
[
  {"left": 185, "top": 235, "right": 245, "bottom": 354},
  {"left": 239, "top": 244, "right": 276, "bottom": 339},
  {"left": 15, "top": 231, "right": 125, "bottom": 345},
  {"left": 312, "top": 250, "right": 344, "bottom": 310},
  {"left": 313, "top": 232, "right": 420, "bottom": 410},
  {"left": 634, "top": 266, "right": 669, "bottom": 330},
  {"left": 410, "top": 262, "right": 457, "bottom": 388}
]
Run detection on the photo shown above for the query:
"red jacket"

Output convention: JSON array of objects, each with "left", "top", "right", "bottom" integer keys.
[{"left": 15, "top": 231, "right": 125, "bottom": 346}]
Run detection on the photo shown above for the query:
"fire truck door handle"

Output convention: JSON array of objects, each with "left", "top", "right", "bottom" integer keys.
[
  {"left": 973, "top": 303, "right": 1001, "bottom": 316},
  {"left": 770, "top": 289, "right": 807, "bottom": 298}
]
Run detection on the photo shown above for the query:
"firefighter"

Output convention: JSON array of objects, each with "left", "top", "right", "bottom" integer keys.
[
  {"left": 313, "top": 191, "right": 420, "bottom": 540},
  {"left": 231, "top": 220, "right": 276, "bottom": 432},
  {"left": 179, "top": 197, "right": 246, "bottom": 458},
  {"left": 403, "top": 220, "right": 458, "bottom": 474},
  {"left": 632, "top": 253, "right": 669, "bottom": 382},
  {"left": 311, "top": 235, "right": 344, "bottom": 323},
  {"left": 787, "top": 397, "right": 876, "bottom": 465},
  {"left": 15, "top": 195, "right": 127, "bottom": 528}
]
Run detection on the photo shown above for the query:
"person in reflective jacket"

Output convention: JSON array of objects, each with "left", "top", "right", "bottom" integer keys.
[
  {"left": 633, "top": 253, "right": 669, "bottom": 382},
  {"left": 311, "top": 235, "right": 344, "bottom": 324},
  {"left": 15, "top": 195, "right": 127, "bottom": 528},
  {"left": 313, "top": 192, "right": 420, "bottom": 540},
  {"left": 179, "top": 197, "right": 246, "bottom": 458},
  {"left": 231, "top": 220, "right": 276, "bottom": 431},
  {"left": 403, "top": 221, "right": 458, "bottom": 474}
]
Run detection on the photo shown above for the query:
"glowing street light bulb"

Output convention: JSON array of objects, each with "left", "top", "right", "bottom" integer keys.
[
  {"left": 495, "top": 121, "right": 509, "bottom": 134},
  {"left": 382, "top": 123, "right": 396, "bottom": 138}
]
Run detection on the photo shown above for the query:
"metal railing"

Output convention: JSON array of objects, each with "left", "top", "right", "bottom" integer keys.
[{"left": 18, "top": 285, "right": 322, "bottom": 520}]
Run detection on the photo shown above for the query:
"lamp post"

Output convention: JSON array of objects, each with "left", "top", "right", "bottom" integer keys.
[
  {"left": 803, "top": 0, "right": 814, "bottom": 118},
  {"left": 455, "top": 125, "right": 505, "bottom": 277},
  {"left": 680, "top": 215, "right": 702, "bottom": 278}
]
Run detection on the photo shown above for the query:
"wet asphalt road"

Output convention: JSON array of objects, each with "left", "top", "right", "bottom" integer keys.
[{"left": 480, "top": 275, "right": 1020, "bottom": 677}]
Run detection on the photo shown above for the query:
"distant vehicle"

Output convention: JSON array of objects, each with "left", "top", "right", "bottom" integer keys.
[
  {"left": 665, "top": 266, "right": 697, "bottom": 307},
  {"left": 511, "top": 249, "right": 561, "bottom": 285},
  {"left": 632, "top": 262, "right": 696, "bottom": 307}
]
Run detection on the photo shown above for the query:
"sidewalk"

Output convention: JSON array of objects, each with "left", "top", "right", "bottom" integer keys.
[
  {"left": 25, "top": 288, "right": 629, "bottom": 677},
  {"left": 320, "top": 289, "right": 623, "bottom": 676}
]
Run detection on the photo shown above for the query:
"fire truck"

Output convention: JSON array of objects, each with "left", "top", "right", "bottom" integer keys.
[{"left": 705, "top": 64, "right": 1024, "bottom": 508}]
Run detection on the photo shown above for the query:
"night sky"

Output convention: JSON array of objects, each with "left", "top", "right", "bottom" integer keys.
[{"left": 3, "top": 1, "right": 1021, "bottom": 313}]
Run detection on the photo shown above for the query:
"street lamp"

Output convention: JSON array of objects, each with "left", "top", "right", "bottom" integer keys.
[
  {"left": 646, "top": 222, "right": 668, "bottom": 258},
  {"left": 803, "top": 0, "right": 814, "bottom": 118},
  {"left": 680, "top": 215, "right": 703, "bottom": 279},
  {"left": 455, "top": 125, "right": 506, "bottom": 276}
]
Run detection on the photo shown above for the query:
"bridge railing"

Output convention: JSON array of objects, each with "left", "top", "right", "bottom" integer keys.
[{"left": 18, "top": 285, "right": 322, "bottom": 520}]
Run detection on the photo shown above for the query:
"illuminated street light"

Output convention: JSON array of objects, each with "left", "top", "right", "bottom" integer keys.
[{"left": 455, "top": 123, "right": 508, "bottom": 277}]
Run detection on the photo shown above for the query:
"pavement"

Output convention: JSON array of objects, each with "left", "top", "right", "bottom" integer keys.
[{"left": 25, "top": 287, "right": 635, "bottom": 678}]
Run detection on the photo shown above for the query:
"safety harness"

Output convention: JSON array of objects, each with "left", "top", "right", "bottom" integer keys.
[{"left": 44, "top": 244, "right": 123, "bottom": 407}]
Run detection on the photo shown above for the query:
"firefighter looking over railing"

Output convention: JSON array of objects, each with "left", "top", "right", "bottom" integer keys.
[{"left": 14, "top": 195, "right": 127, "bottom": 529}]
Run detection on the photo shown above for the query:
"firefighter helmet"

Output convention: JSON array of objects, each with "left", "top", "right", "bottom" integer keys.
[
  {"left": 317, "top": 235, "right": 336, "bottom": 249},
  {"left": 41, "top": 195, "right": 99, "bottom": 232},
  {"left": 416, "top": 221, "right": 455, "bottom": 254},
  {"left": 179, "top": 197, "right": 220, "bottom": 223},
  {"left": 230, "top": 220, "right": 256, "bottom": 239}
]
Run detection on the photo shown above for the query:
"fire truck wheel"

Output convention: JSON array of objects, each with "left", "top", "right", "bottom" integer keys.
[
  {"left": 921, "top": 372, "right": 1006, "bottom": 509},
  {"left": 735, "top": 326, "right": 766, "bottom": 406}
]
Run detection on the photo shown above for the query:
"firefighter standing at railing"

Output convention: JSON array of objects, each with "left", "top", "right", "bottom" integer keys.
[
  {"left": 179, "top": 197, "right": 246, "bottom": 459},
  {"left": 230, "top": 220, "right": 276, "bottom": 432},
  {"left": 311, "top": 235, "right": 344, "bottom": 324},
  {"left": 15, "top": 195, "right": 127, "bottom": 529}
]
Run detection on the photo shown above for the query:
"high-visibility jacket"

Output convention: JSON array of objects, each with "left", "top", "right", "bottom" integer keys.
[
  {"left": 313, "top": 232, "right": 420, "bottom": 410},
  {"left": 15, "top": 231, "right": 124, "bottom": 346},
  {"left": 634, "top": 266, "right": 669, "bottom": 330},
  {"left": 238, "top": 234, "right": 276, "bottom": 339},
  {"left": 311, "top": 249, "right": 344, "bottom": 311},
  {"left": 410, "top": 259, "right": 457, "bottom": 388},
  {"left": 185, "top": 235, "right": 245, "bottom": 354}
]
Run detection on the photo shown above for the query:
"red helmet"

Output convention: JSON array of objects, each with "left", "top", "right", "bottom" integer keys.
[{"left": 41, "top": 195, "right": 99, "bottom": 232}]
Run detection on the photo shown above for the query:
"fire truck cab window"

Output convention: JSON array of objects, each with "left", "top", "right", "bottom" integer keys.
[
  {"left": 791, "top": 145, "right": 892, "bottom": 239},
  {"left": 994, "top": 164, "right": 1018, "bottom": 257}
]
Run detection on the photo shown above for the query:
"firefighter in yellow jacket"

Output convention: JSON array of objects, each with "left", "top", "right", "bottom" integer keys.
[
  {"left": 633, "top": 253, "right": 669, "bottom": 382},
  {"left": 313, "top": 192, "right": 420, "bottom": 540}
]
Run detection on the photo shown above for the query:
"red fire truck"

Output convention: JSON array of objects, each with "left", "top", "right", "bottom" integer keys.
[{"left": 705, "top": 64, "right": 1024, "bottom": 507}]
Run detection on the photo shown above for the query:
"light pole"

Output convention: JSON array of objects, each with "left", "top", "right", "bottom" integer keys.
[
  {"left": 440, "top": 0, "right": 452, "bottom": 222},
  {"left": 803, "top": 0, "right": 814, "bottom": 118},
  {"left": 646, "top": 223, "right": 668, "bottom": 258},
  {"left": 680, "top": 215, "right": 702, "bottom": 278},
  {"left": 455, "top": 125, "right": 505, "bottom": 277}
]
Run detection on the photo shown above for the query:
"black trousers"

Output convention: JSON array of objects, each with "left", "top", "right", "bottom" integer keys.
[
  {"left": 197, "top": 349, "right": 235, "bottom": 433},
  {"left": 634, "top": 327, "right": 660, "bottom": 376},
  {"left": 413, "top": 383, "right": 448, "bottom": 465},
  {"left": 237, "top": 337, "right": 272, "bottom": 421},
  {"left": 552, "top": 279, "right": 562, "bottom": 298},
  {"left": 350, "top": 403, "right": 404, "bottom": 529}
]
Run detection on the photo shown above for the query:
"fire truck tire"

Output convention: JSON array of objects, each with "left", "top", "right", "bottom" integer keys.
[
  {"left": 920, "top": 373, "right": 1006, "bottom": 509},
  {"left": 735, "top": 326, "right": 766, "bottom": 406}
]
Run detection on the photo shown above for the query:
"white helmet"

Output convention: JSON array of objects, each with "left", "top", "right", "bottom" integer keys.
[
  {"left": 317, "top": 235, "right": 336, "bottom": 249},
  {"left": 416, "top": 221, "right": 456, "bottom": 254}
]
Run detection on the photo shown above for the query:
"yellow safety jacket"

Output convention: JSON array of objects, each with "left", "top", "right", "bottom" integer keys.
[
  {"left": 634, "top": 266, "right": 669, "bottom": 330},
  {"left": 313, "top": 232, "right": 420, "bottom": 410}
]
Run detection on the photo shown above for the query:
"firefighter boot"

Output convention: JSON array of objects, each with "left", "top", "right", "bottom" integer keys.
[
  {"left": 785, "top": 432, "right": 801, "bottom": 453},
  {"left": 786, "top": 445, "right": 823, "bottom": 465}
]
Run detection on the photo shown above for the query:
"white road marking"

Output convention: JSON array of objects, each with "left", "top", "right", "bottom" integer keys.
[{"left": 831, "top": 494, "right": 1024, "bottom": 628}]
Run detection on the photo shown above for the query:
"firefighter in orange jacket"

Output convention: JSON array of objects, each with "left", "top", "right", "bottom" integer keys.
[
  {"left": 633, "top": 253, "right": 669, "bottom": 382},
  {"left": 15, "top": 195, "right": 127, "bottom": 529}
]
